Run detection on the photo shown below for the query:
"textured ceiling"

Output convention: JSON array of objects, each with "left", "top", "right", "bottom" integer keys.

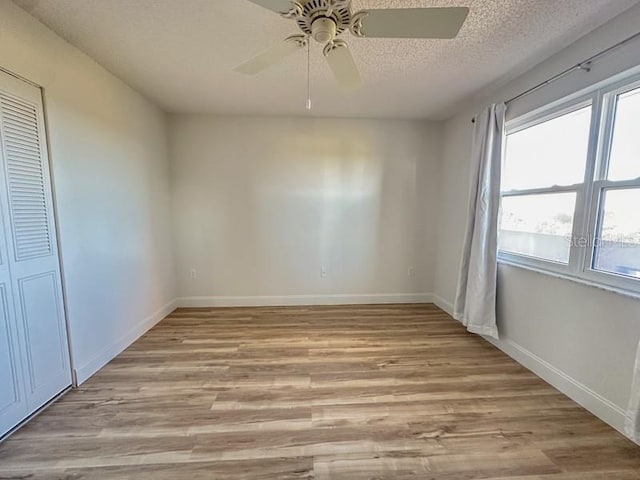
[{"left": 13, "top": 0, "right": 640, "bottom": 119}]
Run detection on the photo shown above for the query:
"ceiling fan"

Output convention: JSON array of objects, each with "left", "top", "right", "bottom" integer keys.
[{"left": 234, "top": 0, "right": 469, "bottom": 91}]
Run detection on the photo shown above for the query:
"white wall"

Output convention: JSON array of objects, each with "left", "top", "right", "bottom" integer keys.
[
  {"left": 170, "top": 115, "right": 440, "bottom": 306},
  {"left": 434, "top": 3, "right": 640, "bottom": 434},
  {"left": 0, "top": 1, "right": 176, "bottom": 384}
]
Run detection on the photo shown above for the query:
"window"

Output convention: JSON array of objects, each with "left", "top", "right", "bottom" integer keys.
[
  {"left": 499, "top": 74, "right": 640, "bottom": 295},
  {"left": 500, "top": 192, "right": 577, "bottom": 264},
  {"left": 500, "top": 105, "right": 591, "bottom": 264},
  {"left": 593, "top": 188, "right": 640, "bottom": 278}
]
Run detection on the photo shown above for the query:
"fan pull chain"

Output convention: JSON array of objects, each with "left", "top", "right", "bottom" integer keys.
[{"left": 306, "top": 38, "right": 312, "bottom": 110}]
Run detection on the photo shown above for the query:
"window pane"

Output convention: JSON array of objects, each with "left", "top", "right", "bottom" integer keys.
[
  {"left": 608, "top": 87, "right": 640, "bottom": 181},
  {"left": 503, "top": 106, "right": 591, "bottom": 190},
  {"left": 593, "top": 188, "right": 640, "bottom": 278},
  {"left": 499, "top": 192, "right": 577, "bottom": 263}
]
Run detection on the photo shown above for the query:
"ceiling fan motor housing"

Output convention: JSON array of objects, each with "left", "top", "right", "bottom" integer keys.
[
  {"left": 311, "top": 17, "right": 337, "bottom": 43},
  {"left": 296, "top": 0, "right": 351, "bottom": 39}
]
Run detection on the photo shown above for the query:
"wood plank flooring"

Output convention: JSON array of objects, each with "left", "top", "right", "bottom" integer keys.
[{"left": 0, "top": 303, "right": 639, "bottom": 479}]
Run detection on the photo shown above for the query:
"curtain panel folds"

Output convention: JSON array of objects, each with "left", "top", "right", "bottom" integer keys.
[{"left": 453, "top": 103, "right": 506, "bottom": 339}]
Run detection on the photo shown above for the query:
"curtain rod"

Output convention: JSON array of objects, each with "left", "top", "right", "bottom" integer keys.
[{"left": 471, "top": 30, "right": 640, "bottom": 123}]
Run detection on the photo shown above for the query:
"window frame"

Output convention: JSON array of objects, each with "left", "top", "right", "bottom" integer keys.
[{"left": 499, "top": 72, "right": 640, "bottom": 297}]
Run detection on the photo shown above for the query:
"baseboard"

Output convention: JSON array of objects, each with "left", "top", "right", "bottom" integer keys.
[
  {"left": 431, "top": 293, "right": 454, "bottom": 316},
  {"left": 431, "top": 295, "right": 627, "bottom": 437},
  {"left": 485, "top": 335, "right": 627, "bottom": 435},
  {"left": 73, "top": 298, "right": 177, "bottom": 385},
  {"left": 176, "top": 293, "right": 433, "bottom": 308}
]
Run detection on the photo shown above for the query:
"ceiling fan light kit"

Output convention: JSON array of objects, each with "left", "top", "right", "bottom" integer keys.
[
  {"left": 236, "top": 0, "right": 469, "bottom": 100},
  {"left": 311, "top": 17, "right": 337, "bottom": 43}
]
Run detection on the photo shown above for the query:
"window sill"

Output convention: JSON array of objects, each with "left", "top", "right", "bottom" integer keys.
[{"left": 497, "top": 258, "right": 640, "bottom": 302}]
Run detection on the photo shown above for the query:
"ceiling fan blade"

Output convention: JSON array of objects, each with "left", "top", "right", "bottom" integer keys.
[
  {"left": 234, "top": 35, "right": 307, "bottom": 75},
  {"left": 247, "top": 0, "right": 298, "bottom": 15},
  {"left": 323, "top": 40, "right": 362, "bottom": 91},
  {"left": 351, "top": 7, "right": 469, "bottom": 39}
]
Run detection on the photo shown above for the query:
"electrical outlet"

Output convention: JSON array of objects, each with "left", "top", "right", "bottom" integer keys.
[
  {"left": 321, "top": 267, "right": 327, "bottom": 278},
  {"left": 189, "top": 269, "right": 198, "bottom": 280},
  {"left": 408, "top": 267, "right": 415, "bottom": 277}
]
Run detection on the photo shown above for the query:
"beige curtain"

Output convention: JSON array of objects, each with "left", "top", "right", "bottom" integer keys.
[
  {"left": 453, "top": 103, "right": 506, "bottom": 340},
  {"left": 625, "top": 340, "right": 640, "bottom": 444}
]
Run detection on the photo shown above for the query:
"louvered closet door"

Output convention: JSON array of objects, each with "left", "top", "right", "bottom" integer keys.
[
  {"left": 0, "top": 70, "right": 71, "bottom": 433},
  {"left": 0, "top": 176, "right": 28, "bottom": 436}
]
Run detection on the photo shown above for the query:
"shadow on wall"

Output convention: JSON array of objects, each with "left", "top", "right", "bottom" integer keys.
[
  {"left": 254, "top": 130, "right": 384, "bottom": 292},
  {"left": 172, "top": 116, "right": 431, "bottom": 298}
]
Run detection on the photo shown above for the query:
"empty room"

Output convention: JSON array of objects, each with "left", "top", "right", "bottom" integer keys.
[{"left": 1, "top": 0, "right": 640, "bottom": 477}]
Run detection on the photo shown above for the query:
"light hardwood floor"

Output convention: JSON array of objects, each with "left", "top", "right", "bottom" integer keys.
[{"left": 0, "top": 304, "right": 639, "bottom": 479}]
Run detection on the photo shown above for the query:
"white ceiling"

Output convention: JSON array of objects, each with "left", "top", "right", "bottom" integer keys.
[{"left": 13, "top": 0, "right": 640, "bottom": 119}]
